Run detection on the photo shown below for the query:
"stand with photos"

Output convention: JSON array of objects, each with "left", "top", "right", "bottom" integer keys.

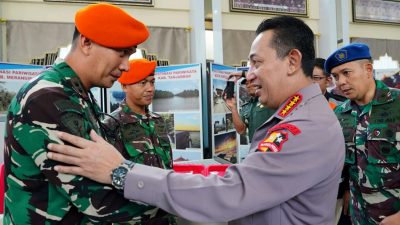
[{"left": 107, "top": 63, "right": 204, "bottom": 163}]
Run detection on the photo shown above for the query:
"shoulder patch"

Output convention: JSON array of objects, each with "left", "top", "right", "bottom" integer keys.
[
  {"left": 60, "top": 111, "right": 85, "bottom": 137},
  {"left": 257, "top": 131, "right": 288, "bottom": 153},
  {"left": 278, "top": 94, "right": 302, "bottom": 117}
]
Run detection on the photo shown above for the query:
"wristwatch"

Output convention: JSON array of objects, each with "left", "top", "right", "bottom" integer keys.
[{"left": 111, "top": 160, "right": 135, "bottom": 191}]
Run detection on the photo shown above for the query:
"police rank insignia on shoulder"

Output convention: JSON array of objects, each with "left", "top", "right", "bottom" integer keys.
[
  {"left": 257, "top": 131, "right": 288, "bottom": 152},
  {"left": 278, "top": 94, "right": 302, "bottom": 117}
]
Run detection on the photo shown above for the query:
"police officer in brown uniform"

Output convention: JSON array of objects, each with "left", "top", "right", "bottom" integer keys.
[{"left": 47, "top": 16, "right": 345, "bottom": 225}]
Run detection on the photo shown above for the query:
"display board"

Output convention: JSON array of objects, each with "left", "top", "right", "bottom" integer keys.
[
  {"left": 0, "top": 62, "right": 46, "bottom": 163},
  {"left": 106, "top": 64, "right": 204, "bottom": 162},
  {"left": 0, "top": 63, "right": 46, "bottom": 121},
  {"left": 236, "top": 67, "right": 251, "bottom": 163},
  {"left": 209, "top": 63, "right": 238, "bottom": 163},
  {"left": 153, "top": 64, "right": 203, "bottom": 162}
]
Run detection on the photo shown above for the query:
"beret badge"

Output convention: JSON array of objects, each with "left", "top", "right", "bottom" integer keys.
[{"left": 335, "top": 50, "right": 347, "bottom": 62}]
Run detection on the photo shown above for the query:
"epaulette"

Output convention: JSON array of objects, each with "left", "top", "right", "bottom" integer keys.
[{"left": 277, "top": 94, "right": 302, "bottom": 117}]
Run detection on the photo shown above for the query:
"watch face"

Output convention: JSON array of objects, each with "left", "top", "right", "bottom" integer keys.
[{"left": 112, "top": 167, "right": 128, "bottom": 189}]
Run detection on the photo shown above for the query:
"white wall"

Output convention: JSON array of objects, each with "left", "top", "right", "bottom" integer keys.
[
  {"left": 1, "top": 0, "right": 191, "bottom": 27},
  {"left": 2, "top": 0, "right": 400, "bottom": 39},
  {"left": 1, "top": 0, "right": 400, "bottom": 57}
]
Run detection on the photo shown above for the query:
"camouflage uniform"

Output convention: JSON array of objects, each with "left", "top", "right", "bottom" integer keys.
[
  {"left": 104, "top": 99, "right": 175, "bottom": 225},
  {"left": 3, "top": 62, "right": 153, "bottom": 225},
  {"left": 240, "top": 97, "right": 275, "bottom": 141},
  {"left": 335, "top": 80, "right": 400, "bottom": 225}
]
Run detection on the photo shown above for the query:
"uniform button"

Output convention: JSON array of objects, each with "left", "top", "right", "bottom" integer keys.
[{"left": 138, "top": 181, "right": 144, "bottom": 189}]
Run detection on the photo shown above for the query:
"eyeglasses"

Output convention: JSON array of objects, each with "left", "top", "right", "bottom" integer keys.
[{"left": 312, "top": 76, "right": 327, "bottom": 81}]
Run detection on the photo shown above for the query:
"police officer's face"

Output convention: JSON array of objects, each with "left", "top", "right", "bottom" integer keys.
[
  {"left": 331, "top": 60, "right": 374, "bottom": 105},
  {"left": 123, "top": 75, "right": 155, "bottom": 111},
  {"left": 87, "top": 41, "right": 136, "bottom": 89},
  {"left": 247, "top": 31, "right": 289, "bottom": 109}
]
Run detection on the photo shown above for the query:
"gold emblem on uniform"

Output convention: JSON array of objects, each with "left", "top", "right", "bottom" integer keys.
[{"left": 278, "top": 94, "right": 302, "bottom": 117}]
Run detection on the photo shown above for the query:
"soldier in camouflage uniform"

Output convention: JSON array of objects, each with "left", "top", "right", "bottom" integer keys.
[
  {"left": 224, "top": 72, "right": 275, "bottom": 142},
  {"left": 326, "top": 43, "right": 400, "bottom": 225},
  {"left": 104, "top": 59, "right": 175, "bottom": 225},
  {"left": 3, "top": 3, "right": 156, "bottom": 224}
]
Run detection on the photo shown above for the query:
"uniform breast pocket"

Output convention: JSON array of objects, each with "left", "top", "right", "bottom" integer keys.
[
  {"left": 122, "top": 123, "right": 145, "bottom": 142},
  {"left": 367, "top": 127, "right": 400, "bottom": 164}
]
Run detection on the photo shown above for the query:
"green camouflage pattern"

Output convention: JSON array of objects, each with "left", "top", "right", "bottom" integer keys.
[
  {"left": 335, "top": 80, "right": 400, "bottom": 225},
  {"left": 104, "top": 100, "right": 175, "bottom": 225},
  {"left": 3, "top": 62, "right": 153, "bottom": 225},
  {"left": 240, "top": 97, "right": 275, "bottom": 141}
]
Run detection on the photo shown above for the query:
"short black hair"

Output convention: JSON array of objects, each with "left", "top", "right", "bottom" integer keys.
[
  {"left": 70, "top": 27, "right": 81, "bottom": 49},
  {"left": 313, "top": 58, "right": 330, "bottom": 77},
  {"left": 255, "top": 16, "right": 315, "bottom": 77},
  {"left": 72, "top": 27, "right": 80, "bottom": 43}
]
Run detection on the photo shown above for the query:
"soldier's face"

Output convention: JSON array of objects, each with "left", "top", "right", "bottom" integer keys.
[
  {"left": 87, "top": 42, "right": 135, "bottom": 89},
  {"left": 123, "top": 75, "right": 155, "bottom": 110},
  {"left": 331, "top": 60, "right": 374, "bottom": 105},
  {"left": 247, "top": 31, "right": 288, "bottom": 109}
]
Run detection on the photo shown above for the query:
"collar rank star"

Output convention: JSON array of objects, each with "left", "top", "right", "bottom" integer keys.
[
  {"left": 278, "top": 94, "right": 302, "bottom": 117},
  {"left": 257, "top": 131, "right": 288, "bottom": 152}
]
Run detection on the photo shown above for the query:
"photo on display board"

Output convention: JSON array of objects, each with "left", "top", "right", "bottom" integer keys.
[
  {"left": 108, "top": 83, "right": 125, "bottom": 113},
  {"left": 159, "top": 113, "right": 175, "bottom": 148},
  {"left": 225, "top": 113, "right": 235, "bottom": 132},
  {"left": 213, "top": 114, "right": 228, "bottom": 134},
  {"left": 214, "top": 131, "right": 237, "bottom": 164},
  {"left": 153, "top": 79, "right": 200, "bottom": 112},
  {"left": 173, "top": 149, "right": 203, "bottom": 163},
  {"left": 212, "top": 78, "right": 233, "bottom": 114},
  {"left": 174, "top": 112, "right": 201, "bottom": 150},
  {"left": 0, "top": 63, "right": 45, "bottom": 121},
  {"left": 153, "top": 64, "right": 203, "bottom": 158}
]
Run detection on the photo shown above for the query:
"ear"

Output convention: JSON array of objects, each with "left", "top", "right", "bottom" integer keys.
[
  {"left": 287, "top": 49, "right": 302, "bottom": 75},
  {"left": 78, "top": 35, "right": 93, "bottom": 56},
  {"left": 326, "top": 76, "right": 333, "bottom": 86},
  {"left": 364, "top": 62, "right": 373, "bottom": 79}
]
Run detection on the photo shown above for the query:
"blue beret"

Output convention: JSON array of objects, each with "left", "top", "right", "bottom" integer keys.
[{"left": 325, "top": 43, "right": 372, "bottom": 74}]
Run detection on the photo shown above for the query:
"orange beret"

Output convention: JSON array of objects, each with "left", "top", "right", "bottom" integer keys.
[
  {"left": 75, "top": 3, "right": 149, "bottom": 48},
  {"left": 118, "top": 59, "right": 157, "bottom": 85}
]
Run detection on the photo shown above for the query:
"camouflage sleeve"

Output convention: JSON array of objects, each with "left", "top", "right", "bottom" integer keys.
[{"left": 13, "top": 88, "right": 152, "bottom": 223}]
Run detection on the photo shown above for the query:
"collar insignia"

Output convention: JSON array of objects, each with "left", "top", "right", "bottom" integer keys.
[{"left": 278, "top": 94, "right": 302, "bottom": 117}]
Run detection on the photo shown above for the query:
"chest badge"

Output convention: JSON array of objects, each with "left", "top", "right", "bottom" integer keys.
[
  {"left": 257, "top": 131, "right": 288, "bottom": 152},
  {"left": 278, "top": 94, "right": 302, "bottom": 117}
]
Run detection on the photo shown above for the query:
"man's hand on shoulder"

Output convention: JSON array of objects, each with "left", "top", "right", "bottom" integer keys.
[
  {"left": 47, "top": 130, "right": 125, "bottom": 184},
  {"left": 379, "top": 212, "right": 400, "bottom": 225}
]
